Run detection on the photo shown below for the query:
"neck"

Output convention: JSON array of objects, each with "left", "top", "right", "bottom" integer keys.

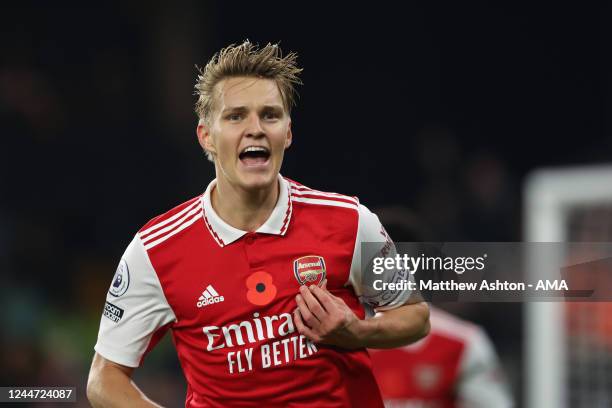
[{"left": 212, "top": 176, "right": 279, "bottom": 232}]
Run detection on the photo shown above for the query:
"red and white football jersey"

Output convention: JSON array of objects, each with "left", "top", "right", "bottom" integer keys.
[
  {"left": 370, "top": 308, "right": 513, "bottom": 408},
  {"left": 95, "top": 175, "right": 411, "bottom": 407}
]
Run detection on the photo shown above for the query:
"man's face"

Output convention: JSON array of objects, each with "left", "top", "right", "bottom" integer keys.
[{"left": 197, "top": 76, "right": 292, "bottom": 192}]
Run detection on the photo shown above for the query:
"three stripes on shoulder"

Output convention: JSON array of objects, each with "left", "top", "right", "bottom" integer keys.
[{"left": 138, "top": 181, "right": 359, "bottom": 251}]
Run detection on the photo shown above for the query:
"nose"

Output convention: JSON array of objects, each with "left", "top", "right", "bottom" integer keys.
[{"left": 244, "top": 113, "right": 265, "bottom": 138}]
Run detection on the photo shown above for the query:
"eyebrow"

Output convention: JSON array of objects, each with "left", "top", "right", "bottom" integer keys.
[
  {"left": 261, "top": 105, "right": 284, "bottom": 112},
  {"left": 221, "top": 105, "right": 285, "bottom": 114},
  {"left": 221, "top": 106, "right": 248, "bottom": 115}
]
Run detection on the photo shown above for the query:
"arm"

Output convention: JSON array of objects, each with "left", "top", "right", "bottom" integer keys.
[
  {"left": 87, "top": 353, "right": 163, "bottom": 408},
  {"left": 294, "top": 281, "right": 430, "bottom": 349},
  {"left": 90, "top": 235, "right": 176, "bottom": 407},
  {"left": 353, "top": 300, "right": 430, "bottom": 348}
]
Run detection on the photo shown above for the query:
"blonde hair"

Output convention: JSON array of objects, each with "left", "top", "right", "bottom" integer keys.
[{"left": 195, "top": 40, "right": 303, "bottom": 123}]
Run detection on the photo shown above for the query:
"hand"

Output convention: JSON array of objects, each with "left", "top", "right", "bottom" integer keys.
[{"left": 293, "top": 280, "right": 366, "bottom": 349}]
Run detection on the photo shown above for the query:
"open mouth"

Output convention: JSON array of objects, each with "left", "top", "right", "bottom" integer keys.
[{"left": 239, "top": 146, "right": 271, "bottom": 166}]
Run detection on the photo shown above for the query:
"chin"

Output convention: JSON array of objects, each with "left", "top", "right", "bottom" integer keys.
[{"left": 238, "top": 171, "right": 277, "bottom": 191}]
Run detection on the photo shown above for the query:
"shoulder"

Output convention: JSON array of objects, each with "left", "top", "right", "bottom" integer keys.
[
  {"left": 138, "top": 194, "right": 204, "bottom": 250},
  {"left": 285, "top": 177, "right": 387, "bottom": 238},
  {"left": 428, "top": 308, "right": 483, "bottom": 345},
  {"left": 427, "top": 309, "right": 503, "bottom": 377},
  {"left": 285, "top": 177, "right": 360, "bottom": 211},
  {"left": 395, "top": 309, "right": 483, "bottom": 354}
]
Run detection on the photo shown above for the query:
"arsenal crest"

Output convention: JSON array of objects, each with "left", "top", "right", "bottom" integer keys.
[{"left": 293, "top": 255, "right": 326, "bottom": 286}]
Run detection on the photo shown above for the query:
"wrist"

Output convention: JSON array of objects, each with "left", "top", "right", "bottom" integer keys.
[{"left": 345, "top": 316, "right": 378, "bottom": 349}]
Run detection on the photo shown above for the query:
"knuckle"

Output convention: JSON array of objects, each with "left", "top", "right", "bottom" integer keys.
[
  {"left": 304, "top": 315, "right": 316, "bottom": 326},
  {"left": 312, "top": 304, "right": 324, "bottom": 316},
  {"left": 329, "top": 315, "right": 342, "bottom": 327}
]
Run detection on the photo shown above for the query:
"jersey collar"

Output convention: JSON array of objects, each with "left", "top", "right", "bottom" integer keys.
[{"left": 201, "top": 175, "right": 293, "bottom": 247}]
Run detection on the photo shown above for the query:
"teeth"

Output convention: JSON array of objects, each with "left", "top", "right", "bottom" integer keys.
[{"left": 242, "top": 146, "right": 268, "bottom": 154}]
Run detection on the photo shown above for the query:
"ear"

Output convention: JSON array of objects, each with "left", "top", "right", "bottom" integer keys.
[
  {"left": 284, "top": 119, "right": 293, "bottom": 149},
  {"left": 196, "top": 119, "right": 216, "bottom": 156}
]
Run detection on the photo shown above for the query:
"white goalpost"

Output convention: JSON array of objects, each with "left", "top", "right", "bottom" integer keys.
[{"left": 524, "top": 165, "right": 612, "bottom": 408}]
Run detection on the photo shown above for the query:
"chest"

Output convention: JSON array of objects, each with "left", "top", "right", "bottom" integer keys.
[{"left": 150, "top": 218, "right": 359, "bottom": 330}]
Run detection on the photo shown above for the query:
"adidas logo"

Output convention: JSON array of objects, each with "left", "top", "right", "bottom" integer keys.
[{"left": 197, "top": 285, "right": 225, "bottom": 308}]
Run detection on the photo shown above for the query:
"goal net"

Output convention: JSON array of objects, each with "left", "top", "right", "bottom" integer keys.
[{"left": 524, "top": 165, "right": 612, "bottom": 408}]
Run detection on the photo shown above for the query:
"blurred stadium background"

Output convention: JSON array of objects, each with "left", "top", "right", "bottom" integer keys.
[{"left": 1, "top": 2, "right": 609, "bottom": 407}]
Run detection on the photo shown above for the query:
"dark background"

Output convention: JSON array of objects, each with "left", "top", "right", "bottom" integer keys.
[{"left": 1, "top": 2, "right": 609, "bottom": 406}]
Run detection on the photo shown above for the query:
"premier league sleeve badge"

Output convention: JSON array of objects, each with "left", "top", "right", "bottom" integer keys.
[{"left": 109, "top": 259, "right": 130, "bottom": 297}]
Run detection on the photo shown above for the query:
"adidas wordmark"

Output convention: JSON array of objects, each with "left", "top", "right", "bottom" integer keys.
[{"left": 197, "top": 285, "right": 225, "bottom": 308}]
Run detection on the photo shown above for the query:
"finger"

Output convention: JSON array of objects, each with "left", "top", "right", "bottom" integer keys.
[
  {"left": 293, "top": 309, "right": 322, "bottom": 343},
  {"left": 330, "top": 292, "right": 345, "bottom": 307},
  {"left": 318, "top": 279, "right": 341, "bottom": 304},
  {"left": 316, "top": 279, "right": 343, "bottom": 304},
  {"left": 299, "top": 285, "right": 328, "bottom": 320},
  {"left": 309, "top": 284, "right": 336, "bottom": 313},
  {"left": 325, "top": 288, "right": 345, "bottom": 307},
  {"left": 295, "top": 294, "right": 321, "bottom": 328}
]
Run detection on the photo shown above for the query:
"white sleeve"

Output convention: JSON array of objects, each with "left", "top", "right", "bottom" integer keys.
[
  {"left": 457, "top": 328, "right": 514, "bottom": 408},
  {"left": 348, "top": 204, "right": 413, "bottom": 311},
  {"left": 94, "top": 235, "right": 177, "bottom": 368}
]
